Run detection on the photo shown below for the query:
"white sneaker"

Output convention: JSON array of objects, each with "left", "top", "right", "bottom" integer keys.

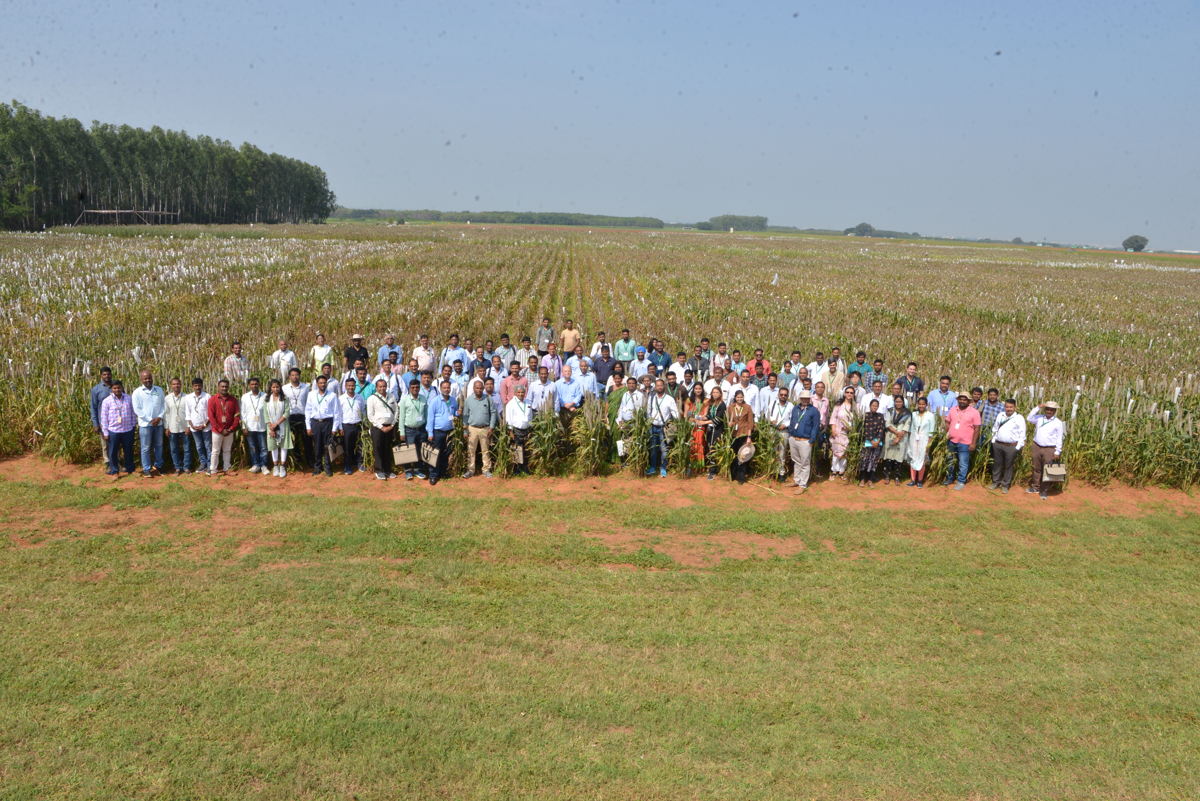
[
  {"left": 250, "top": 465, "right": 260, "bottom": 474},
  {"left": 280, "top": 466, "right": 287, "bottom": 478},
  {"left": 272, "top": 466, "right": 280, "bottom": 477}
]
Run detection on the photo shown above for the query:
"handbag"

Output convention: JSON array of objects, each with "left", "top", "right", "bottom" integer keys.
[
  {"left": 512, "top": 445, "right": 525, "bottom": 465},
  {"left": 420, "top": 442, "right": 441, "bottom": 465},
  {"left": 393, "top": 443, "right": 419, "bottom": 465},
  {"left": 326, "top": 438, "right": 345, "bottom": 464},
  {"left": 1042, "top": 461, "right": 1067, "bottom": 483},
  {"left": 616, "top": 439, "right": 626, "bottom": 457}
]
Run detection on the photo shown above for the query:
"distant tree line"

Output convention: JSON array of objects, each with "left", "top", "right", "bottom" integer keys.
[
  {"left": 695, "top": 214, "right": 768, "bottom": 231},
  {"left": 842, "top": 222, "right": 922, "bottom": 239},
  {"left": 332, "top": 208, "right": 665, "bottom": 229},
  {"left": 0, "top": 102, "right": 336, "bottom": 229}
]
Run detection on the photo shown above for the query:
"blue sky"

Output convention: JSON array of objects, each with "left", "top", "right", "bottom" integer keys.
[{"left": 4, "top": 0, "right": 1198, "bottom": 248}]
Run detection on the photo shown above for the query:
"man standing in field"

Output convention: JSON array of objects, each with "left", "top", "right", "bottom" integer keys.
[
  {"left": 898, "top": 362, "right": 924, "bottom": 407},
  {"left": 515, "top": 336, "right": 538, "bottom": 371},
  {"left": 269, "top": 339, "right": 298, "bottom": 383},
  {"left": 425, "top": 379, "right": 459, "bottom": 485},
  {"left": 559, "top": 319, "right": 582, "bottom": 356},
  {"left": 505, "top": 384, "right": 534, "bottom": 474},
  {"left": 99, "top": 379, "right": 136, "bottom": 478},
  {"left": 163, "top": 377, "right": 191, "bottom": 475},
  {"left": 438, "top": 333, "right": 470, "bottom": 374},
  {"left": 943, "top": 390, "right": 981, "bottom": 489},
  {"left": 788, "top": 389, "right": 822, "bottom": 493},
  {"left": 412, "top": 334, "right": 435, "bottom": 373},
  {"left": 240, "top": 376, "right": 269, "bottom": 474},
  {"left": 989, "top": 398, "right": 1026, "bottom": 493},
  {"left": 397, "top": 379, "right": 429, "bottom": 480},
  {"left": 283, "top": 368, "right": 311, "bottom": 468},
  {"left": 223, "top": 342, "right": 250, "bottom": 386},
  {"left": 686, "top": 345, "right": 710, "bottom": 384},
  {"left": 493, "top": 334, "right": 517, "bottom": 368},
  {"left": 927, "top": 375, "right": 956, "bottom": 418},
  {"left": 207, "top": 379, "right": 240, "bottom": 476},
  {"left": 184, "top": 377, "right": 211, "bottom": 474},
  {"left": 527, "top": 366, "right": 556, "bottom": 413},
  {"left": 540, "top": 343, "right": 563, "bottom": 380},
  {"left": 612, "top": 329, "right": 638, "bottom": 369},
  {"left": 1026, "top": 400, "right": 1065, "bottom": 500},
  {"left": 646, "top": 378, "right": 678, "bottom": 478},
  {"left": 344, "top": 335, "right": 369, "bottom": 372},
  {"left": 131, "top": 370, "right": 166, "bottom": 478},
  {"left": 535, "top": 318, "right": 555, "bottom": 357},
  {"left": 377, "top": 334, "right": 403, "bottom": 369},
  {"left": 588, "top": 331, "right": 609, "bottom": 359},
  {"left": 90, "top": 366, "right": 113, "bottom": 471},
  {"left": 304, "top": 374, "right": 340, "bottom": 477},
  {"left": 462, "top": 380, "right": 498, "bottom": 478}
]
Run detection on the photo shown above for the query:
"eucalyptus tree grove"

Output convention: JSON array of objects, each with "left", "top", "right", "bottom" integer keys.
[{"left": 0, "top": 102, "right": 336, "bottom": 229}]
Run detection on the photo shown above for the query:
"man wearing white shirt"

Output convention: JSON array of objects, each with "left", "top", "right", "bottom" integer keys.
[
  {"left": 1026, "top": 400, "right": 1064, "bottom": 499},
  {"left": 514, "top": 336, "right": 538, "bottom": 372},
  {"left": 412, "top": 334, "right": 436, "bottom": 373},
  {"left": 858, "top": 381, "right": 894, "bottom": 415},
  {"left": 183, "top": 378, "right": 211, "bottom": 473},
  {"left": 131, "top": 370, "right": 166, "bottom": 478},
  {"left": 374, "top": 360, "right": 401, "bottom": 401},
  {"left": 505, "top": 384, "right": 534, "bottom": 474},
  {"left": 666, "top": 352, "right": 689, "bottom": 383},
  {"left": 989, "top": 398, "right": 1027, "bottom": 493},
  {"left": 763, "top": 385, "right": 794, "bottom": 480},
  {"left": 710, "top": 342, "right": 732, "bottom": 373},
  {"left": 163, "top": 377, "right": 191, "bottom": 475},
  {"left": 527, "top": 367, "right": 556, "bottom": 413},
  {"left": 645, "top": 379, "right": 678, "bottom": 478},
  {"left": 338, "top": 378, "right": 367, "bottom": 475},
  {"left": 588, "top": 331, "right": 609, "bottom": 359},
  {"left": 282, "top": 368, "right": 311, "bottom": 468},
  {"left": 240, "top": 377, "right": 268, "bottom": 474},
  {"left": 305, "top": 376, "right": 341, "bottom": 476},
  {"left": 629, "top": 347, "right": 652, "bottom": 379},
  {"left": 734, "top": 371, "right": 759, "bottom": 412},
  {"left": 269, "top": 340, "right": 299, "bottom": 383},
  {"left": 703, "top": 365, "right": 726, "bottom": 397},
  {"left": 616, "top": 377, "right": 645, "bottom": 424},
  {"left": 754, "top": 374, "right": 782, "bottom": 420}
]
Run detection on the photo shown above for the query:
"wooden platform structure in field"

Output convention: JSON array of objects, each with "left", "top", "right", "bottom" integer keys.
[{"left": 72, "top": 209, "right": 181, "bottom": 226}]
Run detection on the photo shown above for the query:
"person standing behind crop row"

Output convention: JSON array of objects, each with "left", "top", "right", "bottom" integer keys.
[
  {"left": 1027, "top": 400, "right": 1064, "bottom": 500},
  {"left": 99, "top": 379, "right": 136, "bottom": 478},
  {"left": 207, "top": 379, "right": 240, "bottom": 476}
]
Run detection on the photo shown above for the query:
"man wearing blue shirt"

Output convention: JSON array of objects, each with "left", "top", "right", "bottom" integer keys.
[
  {"left": 787, "top": 389, "right": 822, "bottom": 493},
  {"left": 131, "top": 370, "right": 166, "bottom": 477},
  {"left": 425, "top": 380, "right": 459, "bottom": 485},
  {"left": 437, "top": 333, "right": 470, "bottom": 374},
  {"left": 555, "top": 365, "right": 585, "bottom": 422},
  {"left": 647, "top": 340, "right": 672, "bottom": 373},
  {"left": 926, "top": 375, "right": 956, "bottom": 418},
  {"left": 377, "top": 334, "right": 404, "bottom": 369},
  {"left": 90, "top": 366, "right": 113, "bottom": 471}
]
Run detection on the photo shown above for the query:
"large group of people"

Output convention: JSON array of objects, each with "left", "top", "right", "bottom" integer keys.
[{"left": 89, "top": 320, "right": 1067, "bottom": 498}]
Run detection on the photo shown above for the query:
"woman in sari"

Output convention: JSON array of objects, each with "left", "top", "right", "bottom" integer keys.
[
  {"left": 881, "top": 396, "right": 911, "bottom": 484},
  {"left": 684, "top": 383, "right": 708, "bottom": 474},
  {"left": 264, "top": 379, "right": 292, "bottom": 477},
  {"left": 702, "top": 386, "right": 726, "bottom": 480},
  {"left": 858, "top": 398, "right": 885, "bottom": 486},
  {"left": 828, "top": 386, "right": 857, "bottom": 480},
  {"left": 907, "top": 395, "right": 937, "bottom": 487},
  {"left": 727, "top": 390, "right": 755, "bottom": 484}
]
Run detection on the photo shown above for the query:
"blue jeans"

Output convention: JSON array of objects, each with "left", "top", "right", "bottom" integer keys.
[
  {"left": 246, "top": 430, "right": 268, "bottom": 469},
  {"left": 139, "top": 424, "right": 164, "bottom": 473},
  {"left": 107, "top": 430, "right": 136, "bottom": 474},
  {"left": 648, "top": 425, "right": 667, "bottom": 471},
  {"left": 169, "top": 432, "right": 191, "bottom": 472},
  {"left": 191, "top": 430, "right": 211, "bottom": 471},
  {"left": 947, "top": 441, "right": 971, "bottom": 484},
  {"left": 404, "top": 426, "right": 427, "bottom": 476}
]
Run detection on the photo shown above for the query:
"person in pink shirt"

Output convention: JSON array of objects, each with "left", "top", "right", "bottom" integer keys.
[
  {"left": 943, "top": 390, "right": 982, "bottom": 489},
  {"left": 498, "top": 361, "right": 529, "bottom": 406}
]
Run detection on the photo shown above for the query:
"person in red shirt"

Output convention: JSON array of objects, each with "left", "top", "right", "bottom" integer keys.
[
  {"left": 943, "top": 390, "right": 981, "bottom": 489},
  {"left": 747, "top": 348, "right": 772, "bottom": 377},
  {"left": 207, "top": 379, "right": 241, "bottom": 476}
]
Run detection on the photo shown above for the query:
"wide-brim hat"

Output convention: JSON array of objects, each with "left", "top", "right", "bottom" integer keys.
[
  {"left": 1042, "top": 400, "right": 1060, "bottom": 410},
  {"left": 955, "top": 390, "right": 971, "bottom": 399},
  {"left": 797, "top": 390, "right": 812, "bottom": 399},
  {"left": 737, "top": 442, "right": 756, "bottom": 464},
  {"left": 352, "top": 334, "right": 364, "bottom": 340}
]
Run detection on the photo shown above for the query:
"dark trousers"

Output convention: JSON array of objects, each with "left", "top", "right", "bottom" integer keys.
[
  {"left": 342, "top": 422, "right": 361, "bottom": 474},
  {"left": 371, "top": 426, "right": 394, "bottom": 474},
  {"left": 429, "top": 428, "right": 452, "bottom": 480},
  {"left": 991, "top": 441, "right": 1019, "bottom": 488},
  {"left": 648, "top": 424, "right": 667, "bottom": 472},
  {"left": 511, "top": 426, "right": 531, "bottom": 474},
  {"left": 731, "top": 436, "right": 750, "bottom": 483},
  {"left": 1029, "top": 444, "right": 1056, "bottom": 492},
  {"left": 106, "top": 430, "right": 136, "bottom": 474},
  {"left": 289, "top": 413, "right": 312, "bottom": 466},
  {"left": 311, "top": 418, "right": 333, "bottom": 473},
  {"left": 404, "top": 426, "right": 427, "bottom": 475}
]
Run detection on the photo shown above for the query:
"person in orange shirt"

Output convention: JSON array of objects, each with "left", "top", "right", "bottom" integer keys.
[{"left": 559, "top": 319, "right": 582, "bottom": 355}]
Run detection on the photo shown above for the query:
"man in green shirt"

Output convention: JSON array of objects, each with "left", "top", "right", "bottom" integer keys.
[
  {"left": 612, "top": 328, "right": 638, "bottom": 369},
  {"left": 397, "top": 379, "right": 429, "bottom": 480},
  {"left": 462, "top": 382, "right": 499, "bottom": 478}
]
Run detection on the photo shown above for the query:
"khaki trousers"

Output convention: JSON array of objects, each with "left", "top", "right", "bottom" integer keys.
[
  {"left": 789, "top": 437, "right": 813, "bottom": 487},
  {"left": 466, "top": 425, "right": 493, "bottom": 473}
]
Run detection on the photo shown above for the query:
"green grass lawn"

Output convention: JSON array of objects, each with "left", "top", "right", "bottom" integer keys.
[{"left": 1, "top": 475, "right": 1197, "bottom": 800}]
